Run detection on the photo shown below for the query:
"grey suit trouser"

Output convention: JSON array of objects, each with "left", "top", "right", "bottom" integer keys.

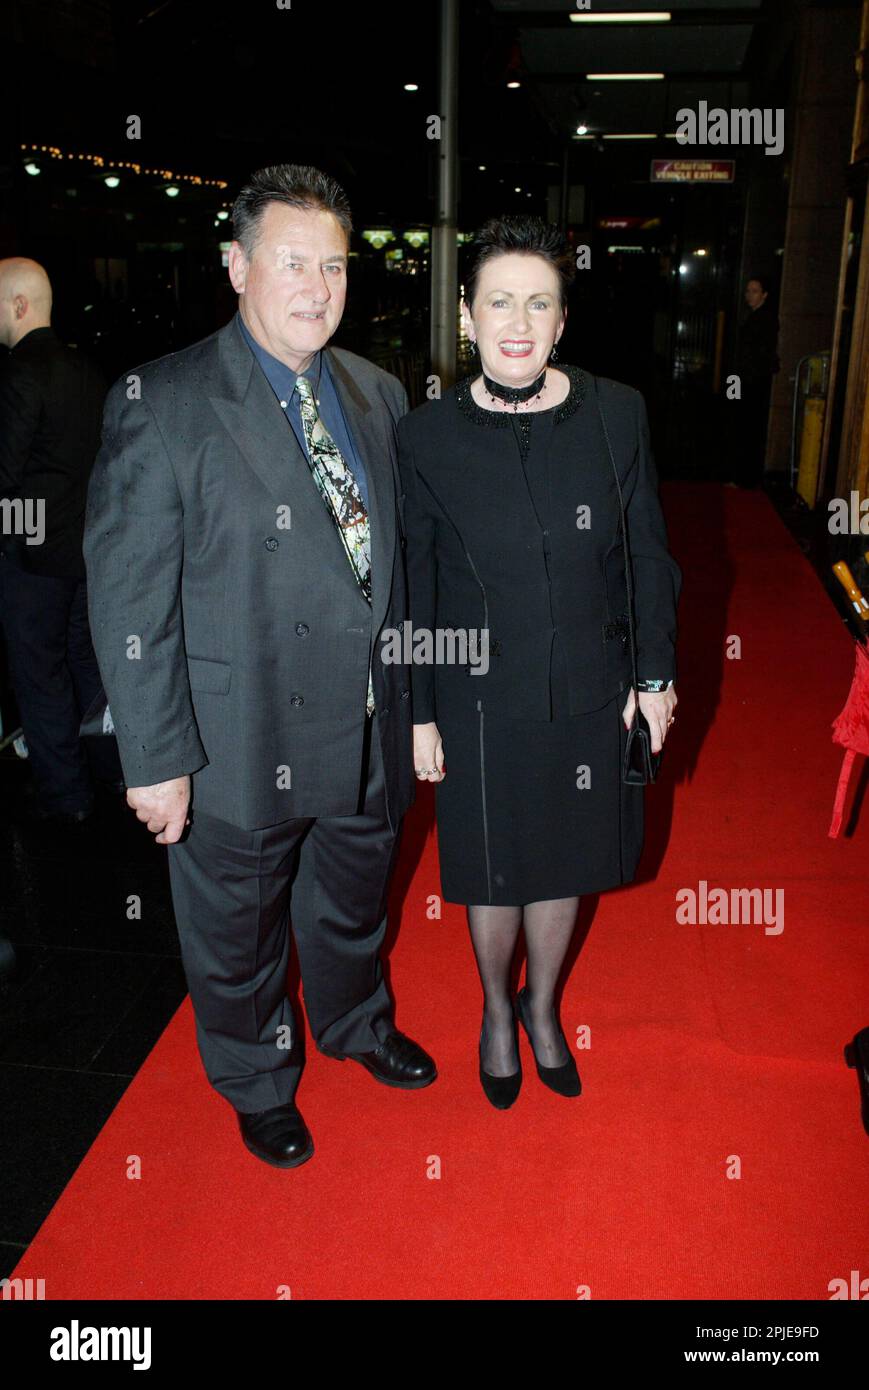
[{"left": 166, "top": 713, "right": 402, "bottom": 1112}]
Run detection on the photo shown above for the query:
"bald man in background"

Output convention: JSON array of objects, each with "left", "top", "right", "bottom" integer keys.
[{"left": 0, "top": 257, "right": 112, "bottom": 824}]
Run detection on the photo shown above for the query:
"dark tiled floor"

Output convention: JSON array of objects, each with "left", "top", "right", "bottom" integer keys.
[{"left": 0, "top": 759, "right": 187, "bottom": 1280}]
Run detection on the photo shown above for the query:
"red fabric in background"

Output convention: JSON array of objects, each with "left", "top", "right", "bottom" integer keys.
[{"left": 829, "top": 640, "right": 869, "bottom": 837}]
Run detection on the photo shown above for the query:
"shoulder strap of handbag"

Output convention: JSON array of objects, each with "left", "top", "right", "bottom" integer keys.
[{"left": 592, "top": 374, "right": 640, "bottom": 709}]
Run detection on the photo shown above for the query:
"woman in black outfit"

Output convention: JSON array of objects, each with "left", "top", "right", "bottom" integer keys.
[{"left": 395, "top": 217, "right": 682, "bottom": 1108}]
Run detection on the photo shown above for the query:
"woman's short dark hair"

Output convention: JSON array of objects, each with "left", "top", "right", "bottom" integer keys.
[
  {"left": 231, "top": 164, "right": 353, "bottom": 258},
  {"left": 463, "top": 215, "right": 576, "bottom": 312}
]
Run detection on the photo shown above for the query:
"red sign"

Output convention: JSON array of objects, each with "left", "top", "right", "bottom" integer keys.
[{"left": 651, "top": 159, "right": 735, "bottom": 183}]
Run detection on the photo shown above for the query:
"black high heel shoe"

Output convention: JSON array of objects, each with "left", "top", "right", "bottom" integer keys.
[
  {"left": 516, "top": 986, "right": 581, "bottom": 1097},
  {"left": 478, "top": 1013, "right": 522, "bottom": 1109},
  {"left": 844, "top": 1026, "right": 869, "bottom": 1137}
]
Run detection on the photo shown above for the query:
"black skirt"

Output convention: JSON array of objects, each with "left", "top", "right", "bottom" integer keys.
[{"left": 433, "top": 634, "right": 645, "bottom": 905}]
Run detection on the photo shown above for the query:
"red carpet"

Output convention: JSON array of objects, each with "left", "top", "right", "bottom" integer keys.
[{"left": 11, "top": 483, "right": 869, "bottom": 1299}]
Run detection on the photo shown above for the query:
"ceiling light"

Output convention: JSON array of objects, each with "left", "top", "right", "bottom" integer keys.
[{"left": 571, "top": 10, "right": 671, "bottom": 21}]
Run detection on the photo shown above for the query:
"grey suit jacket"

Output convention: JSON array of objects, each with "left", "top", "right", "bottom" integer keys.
[{"left": 83, "top": 313, "right": 415, "bottom": 832}]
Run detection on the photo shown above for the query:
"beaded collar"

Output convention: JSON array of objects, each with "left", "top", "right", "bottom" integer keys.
[
  {"left": 455, "top": 362, "right": 586, "bottom": 428},
  {"left": 482, "top": 367, "right": 547, "bottom": 408}
]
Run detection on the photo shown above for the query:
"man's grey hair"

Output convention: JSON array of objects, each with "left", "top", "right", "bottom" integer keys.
[{"left": 231, "top": 164, "right": 353, "bottom": 258}]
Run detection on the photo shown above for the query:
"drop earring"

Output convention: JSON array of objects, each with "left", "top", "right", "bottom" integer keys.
[{"left": 550, "top": 341, "right": 560, "bottom": 362}]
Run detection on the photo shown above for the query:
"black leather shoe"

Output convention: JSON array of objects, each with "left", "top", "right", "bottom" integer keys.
[
  {"left": 516, "top": 986, "right": 581, "bottom": 1097},
  {"left": 322, "top": 1030, "right": 436, "bottom": 1088},
  {"left": 479, "top": 1013, "right": 522, "bottom": 1109},
  {"left": 237, "top": 1102, "right": 314, "bottom": 1168},
  {"left": 844, "top": 1026, "right": 869, "bottom": 1138}
]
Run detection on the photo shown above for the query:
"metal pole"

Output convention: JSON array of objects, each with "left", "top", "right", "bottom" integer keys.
[
  {"left": 431, "top": 0, "right": 458, "bottom": 389},
  {"left": 559, "top": 140, "right": 570, "bottom": 232}
]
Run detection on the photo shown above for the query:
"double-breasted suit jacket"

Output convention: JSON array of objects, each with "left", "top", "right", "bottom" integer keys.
[{"left": 83, "top": 313, "right": 415, "bottom": 832}]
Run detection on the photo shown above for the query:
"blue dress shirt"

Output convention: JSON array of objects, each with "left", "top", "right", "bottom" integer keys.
[{"left": 236, "top": 310, "right": 370, "bottom": 512}]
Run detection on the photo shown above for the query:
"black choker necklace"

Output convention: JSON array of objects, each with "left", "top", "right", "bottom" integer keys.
[{"left": 482, "top": 368, "right": 547, "bottom": 411}]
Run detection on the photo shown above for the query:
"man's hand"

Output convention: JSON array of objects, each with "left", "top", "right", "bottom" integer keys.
[
  {"left": 621, "top": 687, "right": 678, "bottom": 755},
  {"left": 126, "top": 776, "right": 191, "bottom": 844},
  {"left": 413, "top": 722, "right": 445, "bottom": 782}
]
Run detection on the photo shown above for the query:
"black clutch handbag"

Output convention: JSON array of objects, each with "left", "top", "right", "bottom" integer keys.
[
  {"left": 623, "top": 705, "right": 661, "bottom": 785},
  {"left": 593, "top": 377, "right": 663, "bottom": 786}
]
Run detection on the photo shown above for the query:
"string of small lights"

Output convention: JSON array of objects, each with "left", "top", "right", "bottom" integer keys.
[{"left": 20, "top": 144, "right": 228, "bottom": 189}]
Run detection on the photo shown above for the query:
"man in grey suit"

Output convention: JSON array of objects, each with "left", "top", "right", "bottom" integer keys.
[{"left": 84, "top": 164, "right": 435, "bottom": 1169}]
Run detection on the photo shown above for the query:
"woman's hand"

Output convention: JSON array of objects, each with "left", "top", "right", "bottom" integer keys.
[
  {"left": 413, "top": 722, "right": 445, "bottom": 782},
  {"left": 621, "top": 686, "right": 678, "bottom": 755}
]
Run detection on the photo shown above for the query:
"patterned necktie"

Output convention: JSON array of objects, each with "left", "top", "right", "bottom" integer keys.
[{"left": 294, "top": 375, "right": 375, "bottom": 716}]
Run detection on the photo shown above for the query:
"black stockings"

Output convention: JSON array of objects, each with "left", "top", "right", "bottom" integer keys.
[{"left": 467, "top": 896, "right": 580, "bottom": 1075}]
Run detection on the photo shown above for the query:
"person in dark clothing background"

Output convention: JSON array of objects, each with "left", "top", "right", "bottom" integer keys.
[
  {"left": 0, "top": 256, "right": 114, "bottom": 824},
  {"left": 731, "top": 274, "right": 780, "bottom": 489}
]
